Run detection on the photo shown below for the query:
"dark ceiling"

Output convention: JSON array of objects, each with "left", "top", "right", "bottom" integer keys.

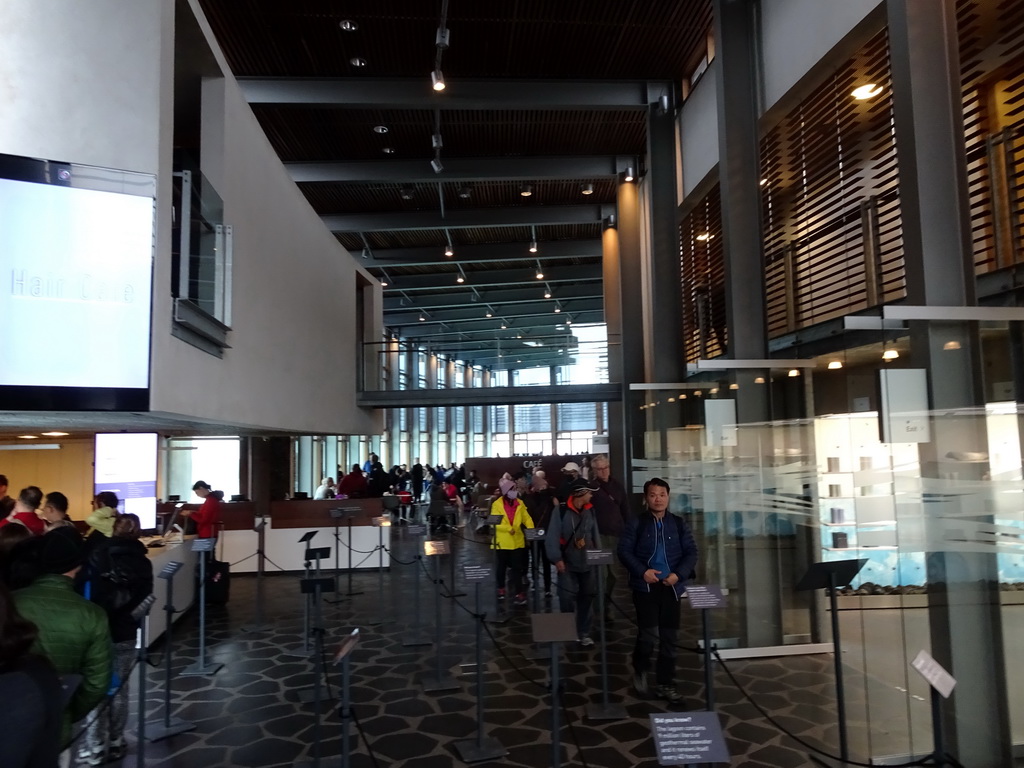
[{"left": 196, "top": 0, "right": 712, "bottom": 368}]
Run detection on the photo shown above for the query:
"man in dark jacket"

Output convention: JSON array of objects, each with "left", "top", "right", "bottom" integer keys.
[
  {"left": 618, "top": 477, "right": 697, "bottom": 704},
  {"left": 545, "top": 479, "right": 602, "bottom": 646},
  {"left": 589, "top": 454, "right": 631, "bottom": 620},
  {"left": 14, "top": 527, "right": 113, "bottom": 751}
]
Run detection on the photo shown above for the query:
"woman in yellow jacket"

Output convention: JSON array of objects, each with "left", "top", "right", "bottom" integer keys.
[{"left": 490, "top": 477, "right": 535, "bottom": 606}]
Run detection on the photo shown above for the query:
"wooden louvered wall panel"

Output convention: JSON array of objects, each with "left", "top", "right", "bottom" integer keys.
[
  {"left": 679, "top": 186, "right": 725, "bottom": 363},
  {"left": 760, "top": 28, "right": 903, "bottom": 337},
  {"left": 958, "top": 0, "right": 1024, "bottom": 273}
]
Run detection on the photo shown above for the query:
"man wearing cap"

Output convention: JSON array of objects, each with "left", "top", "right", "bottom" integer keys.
[
  {"left": 545, "top": 478, "right": 602, "bottom": 647},
  {"left": 555, "top": 461, "right": 582, "bottom": 505},
  {"left": 15, "top": 527, "right": 113, "bottom": 754}
]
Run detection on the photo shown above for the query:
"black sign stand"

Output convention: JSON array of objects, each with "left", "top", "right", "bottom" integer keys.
[
  {"left": 132, "top": 594, "right": 156, "bottom": 763},
  {"left": 297, "top": 547, "right": 332, "bottom": 705},
  {"left": 365, "top": 517, "right": 390, "bottom": 627},
  {"left": 241, "top": 518, "right": 269, "bottom": 633},
  {"left": 180, "top": 538, "right": 223, "bottom": 677},
  {"left": 327, "top": 508, "right": 362, "bottom": 603},
  {"left": 287, "top": 532, "right": 319, "bottom": 658},
  {"left": 296, "top": 573, "right": 335, "bottom": 768},
  {"left": 146, "top": 561, "right": 196, "bottom": 741},
  {"left": 795, "top": 558, "right": 866, "bottom": 765},
  {"left": 531, "top": 612, "right": 579, "bottom": 768},
  {"left": 522, "top": 529, "right": 551, "bottom": 661},
  {"left": 454, "top": 566, "right": 507, "bottom": 763},
  {"left": 403, "top": 524, "right": 432, "bottom": 648},
  {"left": 585, "top": 550, "right": 625, "bottom": 721},
  {"left": 685, "top": 585, "right": 727, "bottom": 712},
  {"left": 421, "top": 540, "right": 459, "bottom": 693}
]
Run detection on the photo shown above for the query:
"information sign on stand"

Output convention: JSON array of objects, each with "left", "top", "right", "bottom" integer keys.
[
  {"left": 158, "top": 562, "right": 183, "bottom": 579},
  {"left": 407, "top": 523, "right": 428, "bottom": 536},
  {"left": 464, "top": 564, "right": 492, "bottom": 582},
  {"left": 685, "top": 585, "right": 726, "bottom": 610},
  {"left": 912, "top": 650, "right": 956, "bottom": 699},
  {"left": 424, "top": 540, "right": 450, "bottom": 557},
  {"left": 421, "top": 537, "right": 460, "bottom": 693},
  {"left": 305, "top": 547, "right": 331, "bottom": 562},
  {"left": 524, "top": 528, "right": 545, "bottom": 542},
  {"left": 650, "top": 712, "right": 730, "bottom": 765},
  {"left": 192, "top": 538, "right": 215, "bottom": 552},
  {"left": 585, "top": 549, "right": 614, "bottom": 566}
]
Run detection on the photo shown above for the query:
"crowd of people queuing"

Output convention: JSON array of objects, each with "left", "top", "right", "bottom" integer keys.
[{"left": 0, "top": 473, "right": 157, "bottom": 767}]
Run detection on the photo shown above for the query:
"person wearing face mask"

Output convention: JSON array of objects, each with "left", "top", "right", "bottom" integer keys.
[{"left": 489, "top": 477, "right": 535, "bottom": 606}]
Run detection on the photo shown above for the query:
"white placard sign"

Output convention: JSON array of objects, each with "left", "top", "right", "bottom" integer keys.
[{"left": 911, "top": 649, "right": 956, "bottom": 699}]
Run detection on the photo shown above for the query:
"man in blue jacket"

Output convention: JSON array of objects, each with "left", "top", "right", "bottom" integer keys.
[{"left": 617, "top": 477, "right": 698, "bottom": 704}]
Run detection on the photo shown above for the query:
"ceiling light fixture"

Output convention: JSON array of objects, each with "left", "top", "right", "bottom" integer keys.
[
  {"left": 544, "top": 290, "right": 551, "bottom": 299},
  {"left": 554, "top": 306, "right": 561, "bottom": 313},
  {"left": 400, "top": 186, "right": 415, "bottom": 200},
  {"left": 581, "top": 183, "right": 594, "bottom": 195},
  {"left": 529, "top": 240, "right": 538, "bottom": 253},
  {"left": 430, "top": 157, "right": 443, "bottom": 174},
  {"left": 444, "top": 245, "right": 454, "bottom": 257},
  {"left": 852, "top": 83, "right": 884, "bottom": 100},
  {"left": 754, "top": 376, "right": 765, "bottom": 384},
  {"left": 431, "top": 132, "right": 443, "bottom": 149},
  {"left": 419, "top": 314, "right": 426, "bottom": 322},
  {"left": 382, "top": 147, "right": 395, "bottom": 154},
  {"left": 373, "top": 125, "right": 389, "bottom": 134},
  {"left": 500, "top": 323, "right": 507, "bottom": 330},
  {"left": 456, "top": 275, "right": 464, "bottom": 283},
  {"left": 943, "top": 340, "right": 961, "bottom": 351},
  {"left": 788, "top": 369, "right": 800, "bottom": 377},
  {"left": 458, "top": 186, "right": 472, "bottom": 199},
  {"left": 339, "top": 19, "right": 358, "bottom": 31},
  {"left": 882, "top": 349, "right": 900, "bottom": 361},
  {"left": 696, "top": 233, "right": 713, "bottom": 241},
  {"left": 18, "top": 435, "right": 39, "bottom": 439},
  {"left": 41, "top": 431, "right": 70, "bottom": 437},
  {"left": 431, "top": 69, "right": 446, "bottom": 91},
  {"left": 520, "top": 183, "right": 533, "bottom": 197},
  {"left": 623, "top": 166, "right": 635, "bottom": 182},
  {"left": 759, "top": 178, "right": 768, "bottom": 186},
  {"left": 349, "top": 57, "right": 367, "bottom": 67},
  {"left": 828, "top": 360, "right": 843, "bottom": 370}
]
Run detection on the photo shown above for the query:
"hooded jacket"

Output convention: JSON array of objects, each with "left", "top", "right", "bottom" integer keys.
[{"left": 488, "top": 496, "right": 534, "bottom": 549}]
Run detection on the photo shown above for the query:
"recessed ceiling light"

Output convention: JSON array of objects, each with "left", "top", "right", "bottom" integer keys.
[
  {"left": 339, "top": 20, "right": 358, "bottom": 31},
  {"left": 41, "top": 431, "right": 69, "bottom": 437},
  {"left": 852, "top": 83, "right": 883, "bottom": 100},
  {"left": 350, "top": 57, "right": 367, "bottom": 67},
  {"left": 17, "top": 435, "right": 38, "bottom": 439},
  {"left": 382, "top": 147, "right": 395, "bottom": 154},
  {"left": 373, "top": 125, "right": 389, "bottom": 134}
]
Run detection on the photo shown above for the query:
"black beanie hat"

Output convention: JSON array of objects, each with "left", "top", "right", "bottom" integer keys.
[{"left": 38, "top": 527, "right": 84, "bottom": 575}]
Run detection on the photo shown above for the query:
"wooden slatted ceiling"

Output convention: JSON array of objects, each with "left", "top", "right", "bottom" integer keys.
[
  {"left": 760, "top": 28, "right": 903, "bottom": 337},
  {"left": 958, "top": 0, "right": 1024, "bottom": 273}
]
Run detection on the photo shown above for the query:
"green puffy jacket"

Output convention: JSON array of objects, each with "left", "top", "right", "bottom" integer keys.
[{"left": 15, "top": 574, "right": 113, "bottom": 745}]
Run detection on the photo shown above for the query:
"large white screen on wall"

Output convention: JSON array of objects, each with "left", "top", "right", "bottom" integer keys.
[
  {"left": 94, "top": 433, "right": 158, "bottom": 531},
  {"left": 0, "top": 178, "right": 153, "bottom": 388}
]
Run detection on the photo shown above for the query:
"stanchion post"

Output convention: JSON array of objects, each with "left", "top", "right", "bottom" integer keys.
[
  {"left": 362, "top": 516, "right": 389, "bottom": 627},
  {"left": 242, "top": 518, "right": 269, "bottom": 633},
  {"left": 682, "top": 584, "right": 727, "bottom": 712},
  {"left": 132, "top": 594, "right": 156, "bottom": 762},
  {"left": 296, "top": 570, "right": 334, "bottom": 768},
  {"left": 146, "top": 561, "right": 195, "bottom": 741},
  {"left": 287, "top": 531, "right": 318, "bottom": 657},
  {"left": 403, "top": 523, "right": 431, "bottom": 648},
  {"left": 454, "top": 566, "right": 506, "bottom": 763},
  {"left": 585, "top": 549, "right": 625, "bottom": 721},
  {"left": 522, "top": 529, "right": 551, "bottom": 661},
  {"left": 334, "top": 629, "right": 360, "bottom": 768},
  {"left": 487, "top": 513, "right": 510, "bottom": 625},
  {"left": 180, "top": 538, "right": 223, "bottom": 677},
  {"left": 344, "top": 513, "right": 363, "bottom": 597},
  {"left": 420, "top": 539, "right": 459, "bottom": 693}
]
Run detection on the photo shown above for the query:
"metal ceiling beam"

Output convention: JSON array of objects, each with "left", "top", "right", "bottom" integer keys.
[
  {"left": 384, "top": 283, "right": 602, "bottom": 312},
  {"left": 290, "top": 156, "right": 635, "bottom": 184},
  {"left": 380, "top": 263, "right": 601, "bottom": 292},
  {"left": 362, "top": 239, "right": 602, "bottom": 268},
  {"left": 387, "top": 297, "right": 603, "bottom": 326},
  {"left": 241, "top": 77, "right": 674, "bottom": 111},
  {"left": 393, "top": 313, "right": 603, "bottom": 341},
  {"left": 325, "top": 204, "right": 613, "bottom": 232},
  {"left": 357, "top": 382, "right": 621, "bottom": 409}
]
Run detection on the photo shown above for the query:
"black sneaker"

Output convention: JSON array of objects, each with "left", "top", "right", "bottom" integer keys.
[
  {"left": 656, "top": 684, "right": 685, "bottom": 704},
  {"left": 633, "top": 670, "right": 650, "bottom": 697}
]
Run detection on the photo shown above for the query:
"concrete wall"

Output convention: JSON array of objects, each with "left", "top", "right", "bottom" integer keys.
[
  {"left": 760, "top": 0, "right": 883, "bottom": 112},
  {"left": 679, "top": 63, "right": 720, "bottom": 199},
  {"left": 0, "top": 0, "right": 381, "bottom": 436}
]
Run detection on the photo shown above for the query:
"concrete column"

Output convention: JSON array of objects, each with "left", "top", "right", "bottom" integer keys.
[
  {"left": 887, "top": 2, "right": 1009, "bottom": 763},
  {"left": 603, "top": 224, "right": 626, "bottom": 480},
  {"left": 713, "top": 0, "right": 779, "bottom": 647},
  {"left": 296, "top": 435, "right": 314, "bottom": 496}
]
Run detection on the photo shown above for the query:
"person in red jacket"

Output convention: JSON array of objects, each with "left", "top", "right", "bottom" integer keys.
[
  {"left": 0, "top": 486, "right": 46, "bottom": 536},
  {"left": 183, "top": 480, "right": 222, "bottom": 539}
]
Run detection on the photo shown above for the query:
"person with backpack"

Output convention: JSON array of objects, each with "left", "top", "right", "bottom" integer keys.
[
  {"left": 618, "top": 477, "right": 698, "bottom": 704},
  {"left": 544, "top": 479, "right": 602, "bottom": 647},
  {"left": 75, "top": 514, "right": 153, "bottom": 766}
]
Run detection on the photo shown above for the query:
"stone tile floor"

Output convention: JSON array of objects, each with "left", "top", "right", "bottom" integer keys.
[{"left": 90, "top": 520, "right": 941, "bottom": 767}]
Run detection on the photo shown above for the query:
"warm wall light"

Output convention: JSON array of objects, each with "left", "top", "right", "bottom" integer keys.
[
  {"left": 17, "top": 435, "right": 38, "bottom": 439},
  {"left": 828, "top": 360, "right": 843, "bottom": 370},
  {"left": 882, "top": 349, "right": 900, "bottom": 361},
  {"left": 943, "top": 341, "right": 962, "bottom": 351},
  {"left": 754, "top": 376, "right": 765, "bottom": 384},
  {"left": 520, "top": 183, "right": 533, "bottom": 197},
  {"left": 431, "top": 69, "right": 446, "bottom": 91},
  {"left": 710, "top": 388, "right": 719, "bottom": 395},
  {"left": 623, "top": 166, "right": 635, "bottom": 182},
  {"left": 852, "top": 83, "right": 883, "bottom": 100},
  {"left": 729, "top": 383, "right": 739, "bottom": 390},
  {"left": 788, "top": 369, "right": 800, "bottom": 377},
  {"left": 668, "top": 397, "right": 676, "bottom": 403}
]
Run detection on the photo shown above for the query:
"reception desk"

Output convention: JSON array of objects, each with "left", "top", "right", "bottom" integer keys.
[
  {"left": 143, "top": 536, "right": 198, "bottom": 645},
  {"left": 218, "top": 498, "right": 391, "bottom": 574}
]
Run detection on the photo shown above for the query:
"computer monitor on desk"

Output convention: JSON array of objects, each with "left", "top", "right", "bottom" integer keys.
[{"left": 162, "top": 502, "right": 187, "bottom": 537}]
